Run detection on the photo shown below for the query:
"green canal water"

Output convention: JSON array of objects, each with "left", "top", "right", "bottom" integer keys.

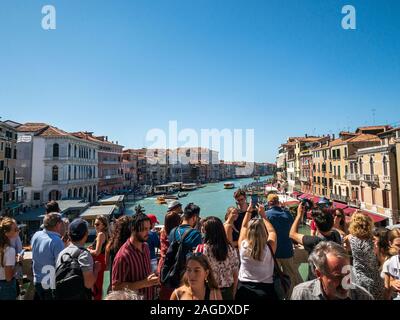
[
  {"left": 125, "top": 177, "right": 271, "bottom": 222},
  {"left": 102, "top": 176, "right": 310, "bottom": 297}
]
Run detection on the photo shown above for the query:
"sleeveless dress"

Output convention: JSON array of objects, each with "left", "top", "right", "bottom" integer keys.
[
  {"left": 91, "top": 236, "right": 107, "bottom": 300},
  {"left": 349, "top": 235, "right": 384, "bottom": 300}
]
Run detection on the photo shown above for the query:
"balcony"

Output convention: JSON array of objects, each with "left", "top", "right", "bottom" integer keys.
[
  {"left": 300, "top": 176, "right": 309, "bottom": 182},
  {"left": 346, "top": 173, "right": 360, "bottom": 181},
  {"left": 382, "top": 175, "right": 391, "bottom": 183},
  {"left": 348, "top": 199, "right": 361, "bottom": 208},
  {"left": 362, "top": 174, "right": 379, "bottom": 183},
  {"left": 330, "top": 193, "right": 349, "bottom": 203}
]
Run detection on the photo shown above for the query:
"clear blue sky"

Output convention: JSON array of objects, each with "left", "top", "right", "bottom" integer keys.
[{"left": 1, "top": 0, "right": 399, "bottom": 162}]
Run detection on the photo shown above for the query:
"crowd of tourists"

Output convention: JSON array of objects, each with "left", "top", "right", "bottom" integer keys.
[{"left": 1, "top": 190, "right": 400, "bottom": 301}]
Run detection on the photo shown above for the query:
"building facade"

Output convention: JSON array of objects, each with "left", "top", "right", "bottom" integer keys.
[
  {"left": 17, "top": 124, "right": 99, "bottom": 206},
  {"left": 0, "top": 121, "right": 19, "bottom": 215}
]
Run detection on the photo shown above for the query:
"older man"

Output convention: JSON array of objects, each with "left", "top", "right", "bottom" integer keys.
[
  {"left": 291, "top": 241, "right": 373, "bottom": 300},
  {"left": 31, "top": 213, "right": 65, "bottom": 300}
]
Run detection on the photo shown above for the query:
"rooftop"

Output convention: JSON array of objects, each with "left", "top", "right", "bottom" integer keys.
[{"left": 80, "top": 205, "right": 117, "bottom": 218}]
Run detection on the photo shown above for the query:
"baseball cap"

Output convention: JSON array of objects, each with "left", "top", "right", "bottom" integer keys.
[
  {"left": 147, "top": 214, "right": 159, "bottom": 225},
  {"left": 69, "top": 218, "right": 89, "bottom": 240},
  {"left": 167, "top": 200, "right": 182, "bottom": 212}
]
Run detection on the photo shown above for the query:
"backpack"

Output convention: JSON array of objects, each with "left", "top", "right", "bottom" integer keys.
[
  {"left": 55, "top": 249, "right": 92, "bottom": 300},
  {"left": 160, "top": 227, "right": 193, "bottom": 288}
]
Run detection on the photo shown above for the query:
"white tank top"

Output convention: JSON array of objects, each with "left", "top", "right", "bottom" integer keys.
[{"left": 238, "top": 240, "right": 274, "bottom": 284}]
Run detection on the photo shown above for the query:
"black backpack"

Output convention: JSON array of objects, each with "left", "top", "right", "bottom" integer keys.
[
  {"left": 160, "top": 227, "right": 193, "bottom": 288},
  {"left": 55, "top": 249, "right": 92, "bottom": 300}
]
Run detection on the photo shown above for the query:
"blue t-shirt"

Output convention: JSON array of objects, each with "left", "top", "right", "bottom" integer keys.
[
  {"left": 168, "top": 225, "right": 202, "bottom": 252},
  {"left": 147, "top": 230, "right": 160, "bottom": 260},
  {"left": 31, "top": 230, "right": 65, "bottom": 284},
  {"left": 267, "top": 206, "right": 294, "bottom": 259}
]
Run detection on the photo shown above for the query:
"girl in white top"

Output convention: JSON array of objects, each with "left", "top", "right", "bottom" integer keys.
[
  {"left": 0, "top": 217, "right": 19, "bottom": 300},
  {"left": 235, "top": 201, "right": 277, "bottom": 300},
  {"left": 382, "top": 228, "right": 400, "bottom": 300}
]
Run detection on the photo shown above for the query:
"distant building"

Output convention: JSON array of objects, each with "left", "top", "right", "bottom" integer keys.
[{"left": 72, "top": 132, "right": 124, "bottom": 194}]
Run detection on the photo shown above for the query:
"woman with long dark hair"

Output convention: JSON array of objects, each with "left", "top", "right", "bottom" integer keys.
[
  {"left": 88, "top": 215, "right": 109, "bottom": 300},
  {"left": 105, "top": 215, "right": 132, "bottom": 291},
  {"left": 158, "top": 211, "right": 181, "bottom": 300},
  {"left": 199, "top": 216, "right": 239, "bottom": 300},
  {"left": 171, "top": 254, "right": 222, "bottom": 300},
  {"left": 332, "top": 208, "right": 348, "bottom": 239}
]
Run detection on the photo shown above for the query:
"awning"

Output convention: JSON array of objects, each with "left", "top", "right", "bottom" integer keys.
[
  {"left": 310, "top": 196, "right": 320, "bottom": 203},
  {"left": 358, "top": 210, "right": 387, "bottom": 223},
  {"left": 291, "top": 191, "right": 301, "bottom": 198},
  {"left": 299, "top": 193, "right": 310, "bottom": 199},
  {"left": 5, "top": 202, "right": 22, "bottom": 211},
  {"left": 333, "top": 201, "right": 348, "bottom": 210},
  {"left": 343, "top": 207, "right": 357, "bottom": 216}
]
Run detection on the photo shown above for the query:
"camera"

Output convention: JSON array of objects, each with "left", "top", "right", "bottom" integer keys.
[{"left": 301, "top": 198, "right": 313, "bottom": 211}]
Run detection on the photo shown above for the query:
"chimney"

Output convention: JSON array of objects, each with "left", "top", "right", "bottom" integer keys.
[
  {"left": 106, "top": 136, "right": 108, "bottom": 142},
  {"left": 332, "top": 134, "right": 335, "bottom": 140},
  {"left": 116, "top": 141, "right": 118, "bottom": 145},
  {"left": 305, "top": 134, "right": 308, "bottom": 138}
]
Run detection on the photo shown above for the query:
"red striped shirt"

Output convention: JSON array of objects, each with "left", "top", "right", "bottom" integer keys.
[{"left": 112, "top": 238, "right": 153, "bottom": 300}]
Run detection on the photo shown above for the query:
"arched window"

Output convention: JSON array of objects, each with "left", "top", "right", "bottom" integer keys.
[
  {"left": 74, "top": 145, "right": 77, "bottom": 158},
  {"left": 383, "top": 156, "right": 388, "bottom": 176},
  {"left": 369, "top": 157, "right": 374, "bottom": 175},
  {"left": 359, "top": 159, "right": 363, "bottom": 175},
  {"left": 68, "top": 144, "right": 71, "bottom": 157},
  {"left": 52, "top": 166, "right": 58, "bottom": 181},
  {"left": 53, "top": 143, "right": 59, "bottom": 158}
]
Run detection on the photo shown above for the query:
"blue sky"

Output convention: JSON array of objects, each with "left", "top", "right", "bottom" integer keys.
[{"left": 0, "top": 0, "right": 399, "bottom": 162}]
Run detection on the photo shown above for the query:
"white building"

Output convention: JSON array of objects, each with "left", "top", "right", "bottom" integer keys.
[{"left": 16, "top": 123, "right": 99, "bottom": 206}]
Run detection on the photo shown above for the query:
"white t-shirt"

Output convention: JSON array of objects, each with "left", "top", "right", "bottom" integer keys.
[
  {"left": 387, "top": 255, "right": 400, "bottom": 299},
  {"left": 381, "top": 259, "right": 391, "bottom": 280},
  {"left": 238, "top": 240, "right": 274, "bottom": 284},
  {"left": 0, "top": 246, "right": 16, "bottom": 280}
]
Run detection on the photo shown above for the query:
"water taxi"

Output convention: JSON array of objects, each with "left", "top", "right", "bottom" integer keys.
[
  {"left": 224, "top": 182, "right": 235, "bottom": 189},
  {"left": 182, "top": 183, "right": 198, "bottom": 191},
  {"left": 154, "top": 184, "right": 174, "bottom": 195},
  {"left": 156, "top": 196, "right": 167, "bottom": 204}
]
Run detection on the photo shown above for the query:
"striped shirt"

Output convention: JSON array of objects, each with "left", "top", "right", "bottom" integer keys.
[{"left": 112, "top": 238, "right": 153, "bottom": 300}]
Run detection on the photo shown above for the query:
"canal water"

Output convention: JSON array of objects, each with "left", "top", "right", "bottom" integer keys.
[{"left": 125, "top": 176, "right": 270, "bottom": 222}]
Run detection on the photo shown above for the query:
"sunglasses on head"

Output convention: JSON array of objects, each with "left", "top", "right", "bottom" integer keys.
[{"left": 186, "top": 252, "right": 203, "bottom": 260}]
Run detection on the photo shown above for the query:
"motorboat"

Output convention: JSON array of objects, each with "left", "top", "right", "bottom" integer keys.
[{"left": 224, "top": 182, "right": 235, "bottom": 189}]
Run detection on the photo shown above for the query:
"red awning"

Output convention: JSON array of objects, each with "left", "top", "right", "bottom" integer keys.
[
  {"left": 343, "top": 207, "right": 357, "bottom": 216},
  {"left": 310, "top": 196, "right": 320, "bottom": 203},
  {"left": 333, "top": 201, "right": 348, "bottom": 210},
  {"left": 298, "top": 194, "right": 309, "bottom": 199},
  {"left": 359, "top": 210, "right": 387, "bottom": 223}
]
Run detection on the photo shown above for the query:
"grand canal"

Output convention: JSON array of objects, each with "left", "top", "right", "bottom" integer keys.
[{"left": 125, "top": 176, "right": 272, "bottom": 223}]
